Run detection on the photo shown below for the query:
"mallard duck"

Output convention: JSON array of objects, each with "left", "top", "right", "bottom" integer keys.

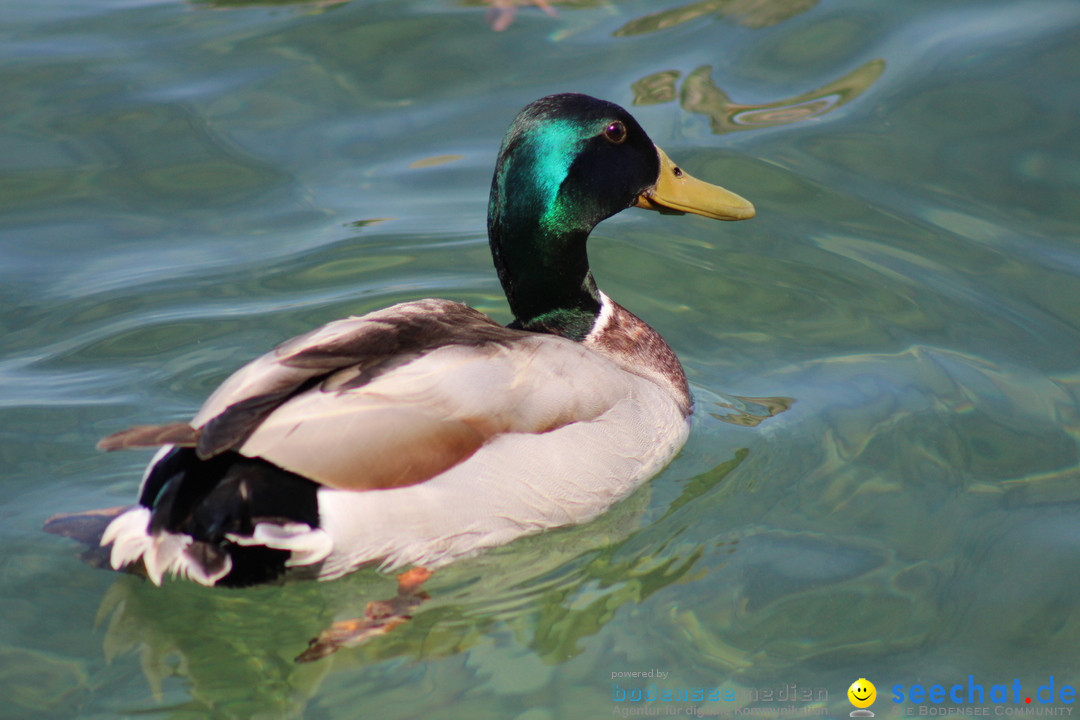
[{"left": 59, "top": 93, "right": 754, "bottom": 589}]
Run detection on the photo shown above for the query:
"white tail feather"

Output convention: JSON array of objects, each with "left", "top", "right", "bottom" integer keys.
[
  {"left": 100, "top": 507, "right": 324, "bottom": 586},
  {"left": 225, "top": 522, "right": 333, "bottom": 568},
  {"left": 175, "top": 549, "right": 232, "bottom": 586},
  {"left": 101, "top": 507, "right": 153, "bottom": 572},
  {"left": 101, "top": 507, "right": 228, "bottom": 586},
  {"left": 142, "top": 532, "right": 190, "bottom": 585}
]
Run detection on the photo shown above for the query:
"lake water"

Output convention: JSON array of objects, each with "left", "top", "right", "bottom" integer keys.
[{"left": 4, "top": 0, "right": 1080, "bottom": 718}]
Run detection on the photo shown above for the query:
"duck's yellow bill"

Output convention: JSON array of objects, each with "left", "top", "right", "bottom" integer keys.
[{"left": 634, "top": 146, "right": 755, "bottom": 221}]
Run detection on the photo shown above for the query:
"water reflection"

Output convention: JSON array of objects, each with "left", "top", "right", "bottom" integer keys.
[
  {"left": 186, "top": 0, "right": 809, "bottom": 33},
  {"left": 460, "top": 0, "right": 615, "bottom": 31},
  {"left": 81, "top": 452, "right": 748, "bottom": 715},
  {"left": 710, "top": 394, "right": 794, "bottom": 428},
  {"left": 459, "top": 0, "right": 560, "bottom": 32},
  {"left": 0, "top": 647, "right": 91, "bottom": 716},
  {"left": 192, "top": 0, "right": 350, "bottom": 7},
  {"left": 190, "top": 0, "right": 583, "bottom": 32},
  {"left": 685, "top": 344, "right": 1080, "bottom": 678},
  {"left": 670, "top": 528, "right": 943, "bottom": 674},
  {"left": 632, "top": 60, "right": 885, "bottom": 133},
  {"left": 614, "top": 0, "right": 818, "bottom": 36}
]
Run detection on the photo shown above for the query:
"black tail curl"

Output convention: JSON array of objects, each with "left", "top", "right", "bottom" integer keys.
[{"left": 140, "top": 448, "right": 321, "bottom": 587}]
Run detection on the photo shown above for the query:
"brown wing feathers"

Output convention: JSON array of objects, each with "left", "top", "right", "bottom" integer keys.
[
  {"left": 195, "top": 385, "right": 309, "bottom": 459},
  {"left": 95, "top": 301, "right": 547, "bottom": 491},
  {"left": 97, "top": 423, "right": 199, "bottom": 452}
]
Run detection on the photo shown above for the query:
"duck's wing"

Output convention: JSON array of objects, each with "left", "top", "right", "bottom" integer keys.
[
  {"left": 99, "top": 298, "right": 633, "bottom": 492},
  {"left": 101, "top": 299, "right": 514, "bottom": 458}
]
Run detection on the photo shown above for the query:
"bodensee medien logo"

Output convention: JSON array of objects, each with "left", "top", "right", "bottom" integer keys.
[{"left": 610, "top": 678, "right": 828, "bottom": 715}]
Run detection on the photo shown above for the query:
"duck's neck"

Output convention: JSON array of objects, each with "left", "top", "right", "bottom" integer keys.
[{"left": 488, "top": 204, "right": 602, "bottom": 341}]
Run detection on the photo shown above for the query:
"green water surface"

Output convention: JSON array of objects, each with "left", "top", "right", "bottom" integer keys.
[{"left": 3, "top": 0, "right": 1080, "bottom": 718}]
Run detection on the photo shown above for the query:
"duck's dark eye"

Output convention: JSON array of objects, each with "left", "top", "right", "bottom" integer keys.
[{"left": 602, "top": 121, "right": 627, "bottom": 144}]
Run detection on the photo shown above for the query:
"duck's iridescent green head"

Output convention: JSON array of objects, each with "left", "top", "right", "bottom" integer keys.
[{"left": 488, "top": 93, "right": 753, "bottom": 339}]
